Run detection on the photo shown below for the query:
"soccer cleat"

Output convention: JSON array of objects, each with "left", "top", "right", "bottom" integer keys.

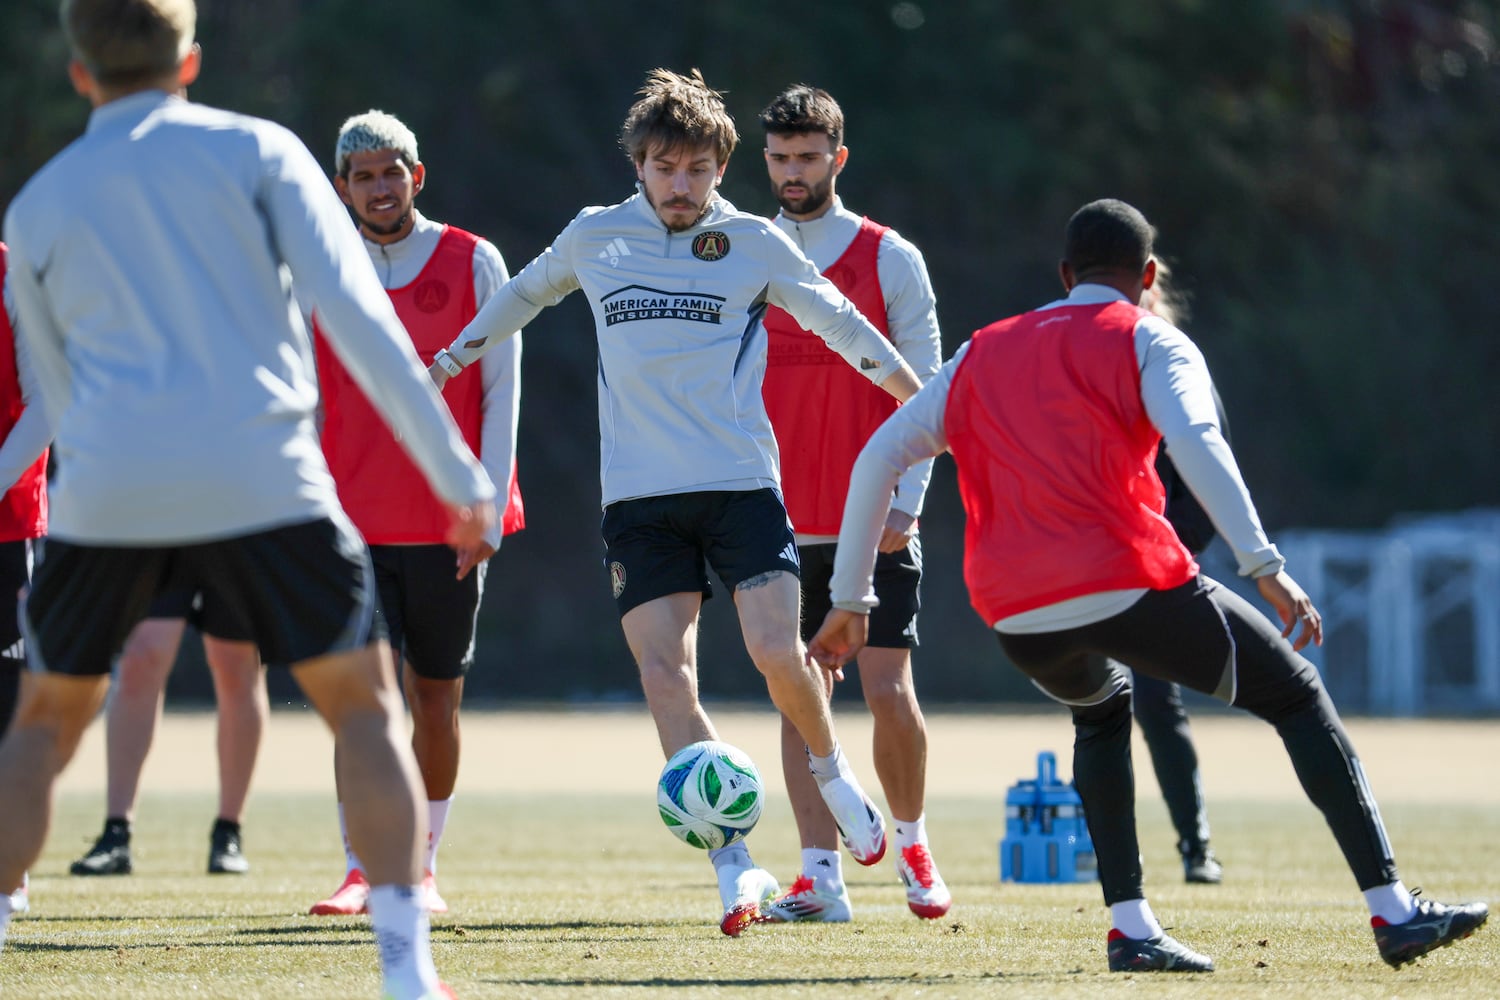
[
  {"left": 1107, "top": 929, "right": 1215, "bottom": 972},
  {"left": 816, "top": 775, "right": 887, "bottom": 866},
  {"left": 762, "top": 874, "right": 853, "bottom": 923},
  {"left": 7, "top": 873, "right": 28, "bottom": 915},
  {"left": 1182, "top": 845, "right": 1223, "bottom": 885},
  {"left": 717, "top": 865, "right": 779, "bottom": 937},
  {"left": 208, "top": 821, "right": 250, "bottom": 875},
  {"left": 422, "top": 871, "right": 449, "bottom": 915},
  {"left": 70, "top": 825, "right": 132, "bottom": 876},
  {"left": 309, "top": 869, "right": 371, "bottom": 916},
  {"left": 896, "top": 843, "right": 952, "bottom": 919},
  {"left": 1373, "top": 894, "right": 1488, "bottom": 968}
]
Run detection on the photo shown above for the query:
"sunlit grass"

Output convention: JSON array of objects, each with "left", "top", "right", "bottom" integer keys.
[{"left": 6, "top": 790, "right": 1495, "bottom": 998}]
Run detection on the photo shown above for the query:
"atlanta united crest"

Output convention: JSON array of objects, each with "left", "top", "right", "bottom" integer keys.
[
  {"left": 610, "top": 561, "right": 627, "bottom": 598},
  {"left": 692, "top": 231, "right": 730, "bottom": 261}
]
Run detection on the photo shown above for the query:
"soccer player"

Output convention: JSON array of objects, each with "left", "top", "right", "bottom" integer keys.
[
  {"left": 0, "top": 241, "right": 48, "bottom": 916},
  {"left": 810, "top": 199, "right": 1488, "bottom": 972},
  {"left": 755, "top": 85, "right": 950, "bottom": 923},
  {"left": 427, "top": 68, "right": 924, "bottom": 936},
  {"left": 0, "top": 4, "right": 493, "bottom": 996},
  {"left": 1126, "top": 258, "right": 1226, "bottom": 884},
  {"left": 308, "top": 110, "right": 525, "bottom": 917},
  {"left": 69, "top": 590, "right": 266, "bottom": 877}
]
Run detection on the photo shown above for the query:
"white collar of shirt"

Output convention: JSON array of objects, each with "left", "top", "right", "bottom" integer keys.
[
  {"left": 1038, "top": 282, "right": 1133, "bottom": 311},
  {"left": 772, "top": 195, "right": 857, "bottom": 234},
  {"left": 86, "top": 89, "right": 178, "bottom": 133},
  {"left": 359, "top": 209, "right": 441, "bottom": 266}
]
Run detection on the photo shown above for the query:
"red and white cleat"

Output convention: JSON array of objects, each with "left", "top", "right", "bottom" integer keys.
[
  {"left": 309, "top": 869, "right": 371, "bottom": 916},
  {"left": 896, "top": 843, "right": 952, "bottom": 919}
]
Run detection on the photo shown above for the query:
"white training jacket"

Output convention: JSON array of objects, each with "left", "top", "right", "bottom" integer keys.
[{"left": 442, "top": 189, "right": 909, "bottom": 508}]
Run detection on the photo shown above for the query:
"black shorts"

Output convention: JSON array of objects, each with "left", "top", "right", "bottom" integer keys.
[
  {"left": 601, "top": 488, "right": 800, "bottom": 617},
  {"left": 798, "top": 539, "right": 921, "bottom": 648},
  {"left": 0, "top": 538, "right": 33, "bottom": 659},
  {"left": 371, "top": 543, "right": 483, "bottom": 680},
  {"left": 22, "top": 516, "right": 382, "bottom": 676},
  {"left": 146, "top": 573, "right": 254, "bottom": 643}
]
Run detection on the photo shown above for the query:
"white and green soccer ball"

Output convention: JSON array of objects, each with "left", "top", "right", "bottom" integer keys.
[{"left": 657, "top": 740, "right": 764, "bottom": 850}]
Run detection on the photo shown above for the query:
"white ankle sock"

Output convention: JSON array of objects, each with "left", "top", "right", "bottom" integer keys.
[
  {"left": 367, "top": 883, "right": 439, "bottom": 1000},
  {"left": 893, "top": 814, "right": 926, "bottom": 850},
  {"left": 337, "top": 803, "right": 361, "bottom": 874},
  {"left": 708, "top": 843, "right": 752, "bottom": 873},
  {"left": 807, "top": 744, "right": 850, "bottom": 787},
  {"left": 1364, "top": 881, "right": 1418, "bottom": 924},
  {"left": 1110, "top": 898, "right": 1163, "bottom": 939},
  {"left": 425, "top": 799, "right": 452, "bottom": 876},
  {"left": 802, "top": 848, "right": 843, "bottom": 888}
]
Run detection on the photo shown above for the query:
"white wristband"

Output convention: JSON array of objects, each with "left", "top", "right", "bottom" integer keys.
[{"left": 433, "top": 348, "right": 464, "bottom": 378}]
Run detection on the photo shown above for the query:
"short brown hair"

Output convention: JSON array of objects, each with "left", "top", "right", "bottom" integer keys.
[
  {"left": 619, "top": 68, "right": 738, "bottom": 166},
  {"left": 62, "top": 0, "right": 195, "bottom": 87},
  {"left": 758, "top": 84, "right": 844, "bottom": 148}
]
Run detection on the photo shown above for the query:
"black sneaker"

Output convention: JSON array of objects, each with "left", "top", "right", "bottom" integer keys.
[
  {"left": 70, "top": 821, "right": 132, "bottom": 876},
  {"left": 208, "top": 819, "right": 250, "bottom": 875},
  {"left": 1373, "top": 893, "right": 1488, "bottom": 969},
  {"left": 1182, "top": 844, "right": 1223, "bottom": 884},
  {"left": 1107, "top": 929, "right": 1215, "bottom": 972}
]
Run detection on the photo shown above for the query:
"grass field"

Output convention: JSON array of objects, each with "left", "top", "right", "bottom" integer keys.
[{"left": 5, "top": 708, "right": 1497, "bottom": 998}]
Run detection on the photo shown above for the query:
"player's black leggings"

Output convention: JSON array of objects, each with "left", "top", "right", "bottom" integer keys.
[
  {"left": 998, "top": 575, "right": 1399, "bottom": 906},
  {"left": 1130, "top": 672, "right": 1210, "bottom": 855}
]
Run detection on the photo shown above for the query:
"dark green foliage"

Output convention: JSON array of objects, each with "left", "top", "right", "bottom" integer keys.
[{"left": 4, "top": 1, "right": 1496, "bottom": 702}]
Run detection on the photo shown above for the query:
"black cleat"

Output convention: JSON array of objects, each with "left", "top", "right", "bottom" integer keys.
[
  {"left": 70, "top": 822, "right": 132, "bottom": 876},
  {"left": 1373, "top": 894, "right": 1488, "bottom": 969},
  {"left": 1108, "top": 929, "right": 1215, "bottom": 972},
  {"left": 208, "top": 820, "right": 250, "bottom": 875},
  {"left": 1183, "top": 845, "right": 1223, "bottom": 884}
]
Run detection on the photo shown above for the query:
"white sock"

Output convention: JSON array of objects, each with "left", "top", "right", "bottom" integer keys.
[
  {"left": 807, "top": 744, "right": 851, "bottom": 787},
  {"left": 893, "top": 814, "right": 927, "bottom": 850},
  {"left": 1110, "top": 898, "right": 1163, "bottom": 940},
  {"left": 802, "top": 848, "right": 843, "bottom": 889},
  {"left": 337, "top": 803, "right": 361, "bottom": 875},
  {"left": 425, "top": 799, "right": 452, "bottom": 876},
  {"left": 1364, "top": 881, "right": 1418, "bottom": 924},
  {"left": 367, "top": 883, "right": 440, "bottom": 1000},
  {"left": 708, "top": 843, "right": 752, "bottom": 873},
  {"left": 0, "top": 904, "right": 10, "bottom": 953}
]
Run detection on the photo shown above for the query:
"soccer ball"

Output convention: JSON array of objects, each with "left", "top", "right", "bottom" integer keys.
[{"left": 656, "top": 740, "right": 764, "bottom": 850}]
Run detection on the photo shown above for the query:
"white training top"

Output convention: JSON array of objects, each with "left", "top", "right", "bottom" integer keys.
[
  {"left": 830, "top": 283, "right": 1284, "bottom": 632},
  {"left": 355, "top": 209, "right": 519, "bottom": 549},
  {"left": 3, "top": 91, "right": 493, "bottom": 544},
  {"left": 443, "top": 189, "right": 909, "bottom": 508},
  {"left": 771, "top": 196, "right": 944, "bottom": 542}
]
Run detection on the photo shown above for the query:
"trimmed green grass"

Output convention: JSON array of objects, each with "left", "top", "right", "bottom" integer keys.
[{"left": 6, "top": 793, "right": 1496, "bottom": 997}]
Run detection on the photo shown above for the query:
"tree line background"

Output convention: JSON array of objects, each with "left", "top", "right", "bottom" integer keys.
[{"left": 2, "top": 0, "right": 1496, "bottom": 705}]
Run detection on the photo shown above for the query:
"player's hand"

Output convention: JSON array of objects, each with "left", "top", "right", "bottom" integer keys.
[
  {"left": 807, "top": 609, "right": 869, "bottom": 679},
  {"left": 454, "top": 540, "right": 497, "bottom": 581},
  {"left": 427, "top": 361, "right": 451, "bottom": 390},
  {"left": 1256, "top": 570, "right": 1322, "bottom": 651},
  {"left": 877, "top": 510, "right": 916, "bottom": 554},
  {"left": 444, "top": 500, "right": 496, "bottom": 553}
]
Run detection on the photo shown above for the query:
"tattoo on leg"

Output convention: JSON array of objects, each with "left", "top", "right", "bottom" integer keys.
[{"left": 736, "top": 571, "right": 784, "bottom": 592}]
